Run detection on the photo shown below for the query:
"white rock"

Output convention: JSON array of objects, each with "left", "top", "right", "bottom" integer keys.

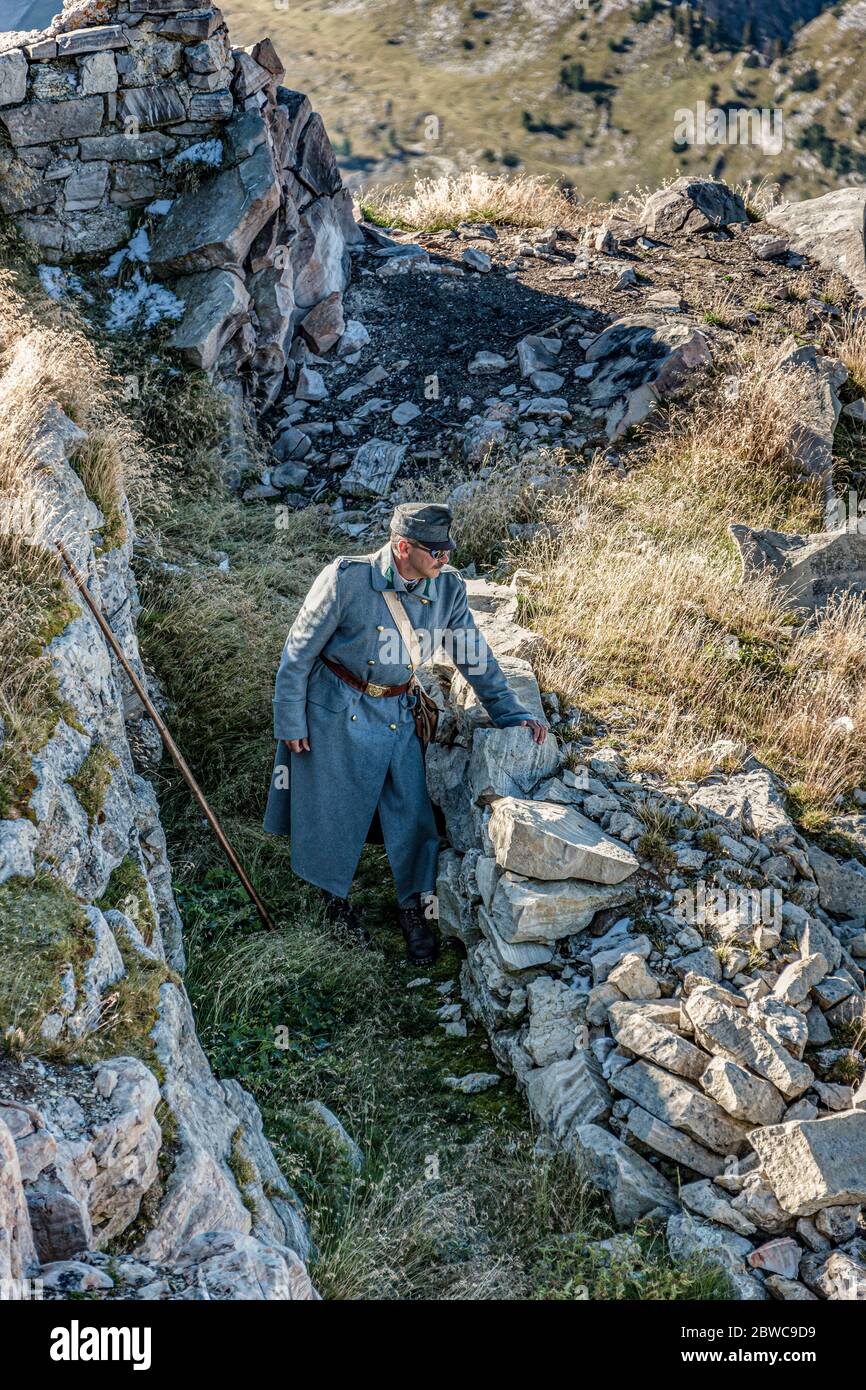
[
  {"left": 487, "top": 797, "right": 639, "bottom": 884},
  {"left": 749, "top": 1109, "right": 866, "bottom": 1216},
  {"left": 700, "top": 1054, "right": 786, "bottom": 1127}
]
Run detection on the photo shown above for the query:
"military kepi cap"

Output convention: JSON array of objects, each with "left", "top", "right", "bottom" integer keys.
[{"left": 390, "top": 501, "right": 455, "bottom": 549}]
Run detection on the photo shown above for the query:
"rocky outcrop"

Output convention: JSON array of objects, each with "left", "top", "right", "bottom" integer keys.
[
  {"left": 730, "top": 525, "right": 866, "bottom": 613},
  {"left": 767, "top": 188, "right": 866, "bottom": 300},
  {"left": 728, "top": 340, "right": 850, "bottom": 610},
  {"left": 641, "top": 176, "right": 749, "bottom": 237},
  {"left": 428, "top": 572, "right": 866, "bottom": 1302},
  {"left": 583, "top": 314, "right": 712, "bottom": 440},
  {"left": 0, "top": 390, "right": 314, "bottom": 1299}
]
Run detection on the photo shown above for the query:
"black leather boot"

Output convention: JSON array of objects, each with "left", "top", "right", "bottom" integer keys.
[
  {"left": 398, "top": 904, "right": 438, "bottom": 965},
  {"left": 323, "top": 894, "right": 371, "bottom": 948}
]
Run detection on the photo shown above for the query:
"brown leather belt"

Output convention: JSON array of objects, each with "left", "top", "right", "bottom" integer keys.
[{"left": 321, "top": 654, "right": 413, "bottom": 699}]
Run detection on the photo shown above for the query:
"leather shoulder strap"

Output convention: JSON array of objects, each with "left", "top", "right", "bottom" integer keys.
[{"left": 382, "top": 590, "right": 422, "bottom": 669}]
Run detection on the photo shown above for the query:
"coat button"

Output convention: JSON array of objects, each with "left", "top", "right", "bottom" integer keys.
[
  {"left": 367, "top": 659, "right": 375, "bottom": 666},
  {"left": 351, "top": 714, "right": 357, "bottom": 721},
  {"left": 376, "top": 625, "right": 384, "bottom": 632},
  {"left": 389, "top": 723, "right": 397, "bottom": 731},
  {"left": 420, "top": 598, "right": 430, "bottom": 605}
]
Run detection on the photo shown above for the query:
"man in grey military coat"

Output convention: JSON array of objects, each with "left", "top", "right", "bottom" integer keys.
[{"left": 263, "top": 502, "right": 547, "bottom": 963}]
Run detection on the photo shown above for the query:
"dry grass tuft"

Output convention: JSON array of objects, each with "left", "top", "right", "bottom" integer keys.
[
  {"left": 522, "top": 348, "right": 866, "bottom": 811},
  {"left": 829, "top": 309, "right": 866, "bottom": 394},
  {"left": 360, "top": 169, "right": 581, "bottom": 233},
  {"left": 731, "top": 176, "right": 783, "bottom": 220},
  {"left": 0, "top": 270, "right": 162, "bottom": 814}
]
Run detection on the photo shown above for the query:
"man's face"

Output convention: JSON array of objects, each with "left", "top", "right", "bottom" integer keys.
[{"left": 395, "top": 537, "right": 450, "bottom": 580}]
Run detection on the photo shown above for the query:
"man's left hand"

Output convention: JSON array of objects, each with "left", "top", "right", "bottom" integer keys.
[{"left": 521, "top": 719, "right": 548, "bottom": 744}]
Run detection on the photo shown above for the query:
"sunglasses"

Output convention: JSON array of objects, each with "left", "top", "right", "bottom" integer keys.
[{"left": 410, "top": 541, "right": 451, "bottom": 559}]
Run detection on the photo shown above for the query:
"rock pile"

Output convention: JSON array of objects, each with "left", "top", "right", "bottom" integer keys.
[
  {"left": 0, "top": 0, "right": 362, "bottom": 475},
  {"left": 427, "top": 577, "right": 866, "bottom": 1301}
]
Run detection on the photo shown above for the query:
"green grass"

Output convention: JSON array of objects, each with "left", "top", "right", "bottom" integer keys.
[
  {"left": 97, "top": 856, "right": 160, "bottom": 947},
  {"left": 0, "top": 542, "right": 81, "bottom": 821},
  {"left": 67, "top": 742, "right": 120, "bottom": 830},
  {"left": 0, "top": 869, "right": 176, "bottom": 1064},
  {"left": 0, "top": 874, "right": 90, "bottom": 1049}
]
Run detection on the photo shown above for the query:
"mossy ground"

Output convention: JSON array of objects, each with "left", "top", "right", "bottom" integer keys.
[
  {"left": 67, "top": 741, "right": 120, "bottom": 830},
  {"left": 0, "top": 541, "right": 81, "bottom": 821},
  {"left": 0, "top": 873, "right": 90, "bottom": 1049},
  {"left": 97, "top": 855, "right": 159, "bottom": 947},
  {"left": 0, "top": 870, "right": 176, "bottom": 1067}
]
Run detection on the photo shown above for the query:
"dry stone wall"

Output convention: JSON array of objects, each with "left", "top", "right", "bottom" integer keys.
[
  {"left": 0, "top": 0, "right": 363, "bottom": 477},
  {"left": 429, "top": 579, "right": 866, "bottom": 1302}
]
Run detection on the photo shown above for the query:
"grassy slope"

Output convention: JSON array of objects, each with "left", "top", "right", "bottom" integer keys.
[{"left": 222, "top": 0, "right": 866, "bottom": 201}]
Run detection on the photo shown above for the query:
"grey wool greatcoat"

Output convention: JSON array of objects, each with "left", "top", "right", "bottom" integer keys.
[{"left": 263, "top": 541, "right": 538, "bottom": 901}]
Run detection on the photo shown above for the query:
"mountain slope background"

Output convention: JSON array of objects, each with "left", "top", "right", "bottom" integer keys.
[{"left": 218, "top": 0, "right": 866, "bottom": 201}]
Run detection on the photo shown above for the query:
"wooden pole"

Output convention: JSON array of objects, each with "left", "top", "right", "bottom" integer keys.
[{"left": 55, "top": 541, "right": 277, "bottom": 933}]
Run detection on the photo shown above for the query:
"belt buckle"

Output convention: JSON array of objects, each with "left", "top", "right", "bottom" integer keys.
[{"left": 365, "top": 680, "right": 389, "bottom": 698}]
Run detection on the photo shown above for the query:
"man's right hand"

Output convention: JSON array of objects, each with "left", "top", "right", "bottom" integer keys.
[{"left": 284, "top": 738, "right": 310, "bottom": 753}]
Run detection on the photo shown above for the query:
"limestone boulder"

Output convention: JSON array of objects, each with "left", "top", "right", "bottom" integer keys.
[
  {"left": 149, "top": 143, "right": 280, "bottom": 275},
  {"left": 451, "top": 657, "right": 545, "bottom": 733},
  {"left": 807, "top": 841, "right": 866, "bottom": 917},
  {"left": 0, "top": 50, "right": 27, "bottom": 109},
  {"left": 642, "top": 177, "right": 749, "bottom": 235},
  {"left": 611, "top": 1059, "right": 753, "bottom": 1155},
  {"left": 1, "top": 95, "right": 104, "bottom": 147},
  {"left": 299, "top": 290, "right": 344, "bottom": 354},
  {"left": 462, "top": 577, "right": 544, "bottom": 663},
  {"left": 425, "top": 742, "right": 476, "bottom": 852},
  {"left": 688, "top": 769, "right": 795, "bottom": 849},
  {"left": 606, "top": 953, "right": 661, "bottom": 1001},
  {"left": 583, "top": 313, "right": 711, "bottom": 438},
  {"left": 526, "top": 1052, "right": 611, "bottom": 1142},
  {"left": 767, "top": 187, "right": 866, "bottom": 299},
  {"left": 169, "top": 268, "right": 251, "bottom": 371},
  {"left": 295, "top": 112, "right": 342, "bottom": 197},
  {"left": 730, "top": 525, "right": 866, "bottom": 613},
  {"left": 291, "top": 195, "right": 352, "bottom": 311},
  {"left": 805, "top": 1250, "right": 866, "bottom": 1300},
  {"left": 772, "top": 341, "right": 845, "bottom": 476},
  {"left": 468, "top": 724, "right": 560, "bottom": 803},
  {"left": 524, "top": 977, "right": 585, "bottom": 1067},
  {"left": 625, "top": 1104, "right": 726, "bottom": 1178},
  {"left": 489, "top": 871, "right": 635, "bottom": 944},
  {"left": 477, "top": 906, "right": 554, "bottom": 972},
  {"left": 574, "top": 1124, "right": 679, "bottom": 1227},
  {"left": 608, "top": 1003, "right": 707, "bottom": 1081},
  {"left": 667, "top": 1212, "right": 766, "bottom": 1300},
  {"left": 172, "top": 1230, "right": 316, "bottom": 1300},
  {"left": 0, "top": 1115, "right": 38, "bottom": 1284},
  {"left": 681, "top": 1179, "right": 758, "bottom": 1237},
  {"left": 772, "top": 952, "right": 829, "bottom": 1006},
  {"left": 341, "top": 439, "right": 406, "bottom": 500},
  {"left": 700, "top": 1054, "right": 786, "bottom": 1128},
  {"left": 749, "top": 1109, "right": 866, "bottom": 1217},
  {"left": 684, "top": 988, "right": 813, "bottom": 1100},
  {"left": 487, "top": 797, "right": 639, "bottom": 884}
]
